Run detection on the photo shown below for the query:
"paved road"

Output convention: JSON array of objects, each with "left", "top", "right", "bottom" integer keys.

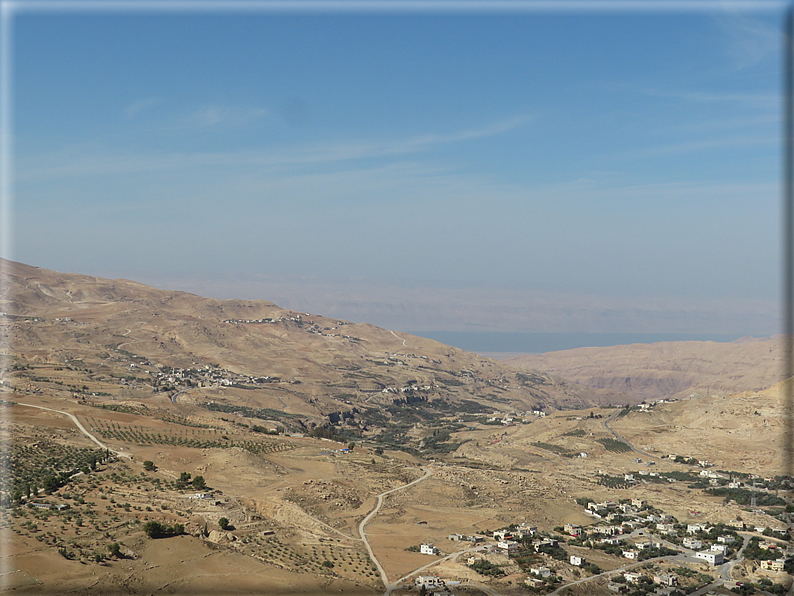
[
  {"left": 356, "top": 468, "right": 432, "bottom": 594},
  {"left": 547, "top": 553, "right": 684, "bottom": 596},
  {"left": 170, "top": 388, "right": 188, "bottom": 403},
  {"left": 603, "top": 410, "right": 658, "bottom": 460},
  {"left": 14, "top": 401, "right": 131, "bottom": 459},
  {"left": 387, "top": 545, "right": 489, "bottom": 594}
]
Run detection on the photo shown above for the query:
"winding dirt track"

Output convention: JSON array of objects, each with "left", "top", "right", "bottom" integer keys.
[
  {"left": 357, "top": 467, "right": 432, "bottom": 593},
  {"left": 14, "top": 401, "right": 130, "bottom": 458}
]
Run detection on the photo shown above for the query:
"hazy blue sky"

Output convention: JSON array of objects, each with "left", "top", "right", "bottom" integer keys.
[{"left": 7, "top": 2, "right": 786, "bottom": 338}]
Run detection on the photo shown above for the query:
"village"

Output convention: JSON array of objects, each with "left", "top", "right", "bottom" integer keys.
[{"left": 399, "top": 493, "right": 793, "bottom": 596}]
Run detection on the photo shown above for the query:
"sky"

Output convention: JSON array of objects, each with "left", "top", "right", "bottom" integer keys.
[{"left": 5, "top": 1, "right": 787, "bottom": 341}]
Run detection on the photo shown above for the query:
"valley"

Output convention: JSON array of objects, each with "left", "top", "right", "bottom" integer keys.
[{"left": 0, "top": 260, "right": 791, "bottom": 595}]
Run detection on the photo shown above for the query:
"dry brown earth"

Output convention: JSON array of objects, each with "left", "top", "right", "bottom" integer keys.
[{"left": 505, "top": 336, "right": 782, "bottom": 404}]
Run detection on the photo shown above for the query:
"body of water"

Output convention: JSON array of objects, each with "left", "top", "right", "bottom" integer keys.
[{"left": 405, "top": 331, "right": 748, "bottom": 355}]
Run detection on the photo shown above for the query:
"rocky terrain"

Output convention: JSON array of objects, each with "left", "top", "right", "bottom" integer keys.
[
  {"left": 0, "top": 259, "right": 602, "bottom": 453},
  {"left": 1, "top": 260, "right": 791, "bottom": 596},
  {"left": 505, "top": 336, "right": 783, "bottom": 404}
]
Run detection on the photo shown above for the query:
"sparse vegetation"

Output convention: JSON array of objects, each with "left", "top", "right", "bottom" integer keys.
[{"left": 596, "top": 438, "right": 632, "bottom": 452}]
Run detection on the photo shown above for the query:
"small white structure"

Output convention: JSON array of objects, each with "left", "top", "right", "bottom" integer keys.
[
  {"left": 415, "top": 575, "right": 444, "bottom": 588},
  {"left": 420, "top": 543, "right": 439, "bottom": 556},
  {"left": 710, "top": 544, "right": 728, "bottom": 554},
  {"left": 497, "top": 540, "right": 520, "bottom": 552},
  {"left": 622, "top": 550, "right": 639, "bottom": 559},
  {"left": 760, "top": 559, "right": 787, "bottom": 572},
  {"left": 694, "top": 550, "right": 724, "bottom": 566},
  {"left": 683, "top": 537, "right": 702, "bottom": 549},
  {"left": 530, "top": 566, "right": 552, "bottom": 578},
  {"left": 570, "top": 555, "right": 585, "bottom": 566},
  {"left": 624, "top": 572, "right": 643, "bottom": 584}
]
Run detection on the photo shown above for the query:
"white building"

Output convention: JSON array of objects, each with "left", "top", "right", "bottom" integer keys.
[
  {"left": 415, "top": 575, "right": 444, "bottom": 588},
  {"left": 570, "top": 555, "right": 586, "bottom": 566},
  {"left": 420, "top": 543, "right": 439, "bottom": 555},
  {"left": 760, "top": 559, "right": 787, "bottom": 572},
  {"left": 498, "top": 540, "right": 520, "bottom": 552},
  {"left": 530, "top": 566, "right": 552, "bottom": 578},
  {"left": 683, "top": 538, "right": 702, "bottom": 549},
  {"left": 694, "top": 551, "right": 724, "bottom": 566},
  {"left": 624, "top": 572, "right": 643, "bottom": 584},
  {"left": 710, "top": 544, "right": 728, "bottom": 554}
]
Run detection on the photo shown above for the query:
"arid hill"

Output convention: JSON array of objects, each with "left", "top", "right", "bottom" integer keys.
[
  {"left": 0, "top": 260, "right": 600, "bottom": 445},
  {"left": 505, "top": 336, "right": 783, "bottom": 404}
]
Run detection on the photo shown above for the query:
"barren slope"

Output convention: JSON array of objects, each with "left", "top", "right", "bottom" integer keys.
[
  {"left": 505, "top": 337, "right": 782, "bottom": 404},
  {"left": 0, "top": 260, "right": 599, "bottom": 429}
]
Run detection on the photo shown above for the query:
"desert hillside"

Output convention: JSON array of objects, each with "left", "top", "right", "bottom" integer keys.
[
  {"left": 0, "top": 260, "right": 600, "bottom": 443},
  {"left": 1, "top": 261, "right": 791, "bottom": 596},
  {"left": 505, "top": 337, "right": 782, "bottom": 404}
]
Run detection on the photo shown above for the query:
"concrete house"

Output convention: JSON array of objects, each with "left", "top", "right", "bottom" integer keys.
[
  {"left": 415, "top": 575, "right": 444, "bottom": 588},
  {"left": 683, "top": 538, "right": 702, "bottom": 549},
  {"left": 710, "top": 544, "right": 728, "bottom": 554},
  {"left": 694, "top": 551, "right": 724, "bottom": 566},
  {"left": 760, "top": 559, "right": 787, "bottom": 572},
  {"left": 525, "top": 577, "right": 545, "bottom": 588},
  {"left": 498, "top": 540, "right": 520, "bottom": 552},
  {"left": 420, "top": 543, "right": 439, "bottom": 555},
  {"left": 534, "top": 538, "right": 558, "bottom": 552},
  {"left": 624, "top": 572, "right": 643, "bottom": 584},
  {"left": 653, "top": 574, "right": 678, "bottom": 586}
]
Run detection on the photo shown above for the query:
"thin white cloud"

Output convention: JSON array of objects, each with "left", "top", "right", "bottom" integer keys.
[
  {"left": 125, "top": 97, "right": 159, "bottom": 118},
  {"left": 642, "top": 88, "right": 778, "bottom": 110},
  {"left": 183, "top": 104, "right": 269, "bottom": 128},
  {"left": 714, "top": 12, "right": 779, "bottom": 69},
  {"left": 15, "top": 115, "right": 534, "bottom": 180}
]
